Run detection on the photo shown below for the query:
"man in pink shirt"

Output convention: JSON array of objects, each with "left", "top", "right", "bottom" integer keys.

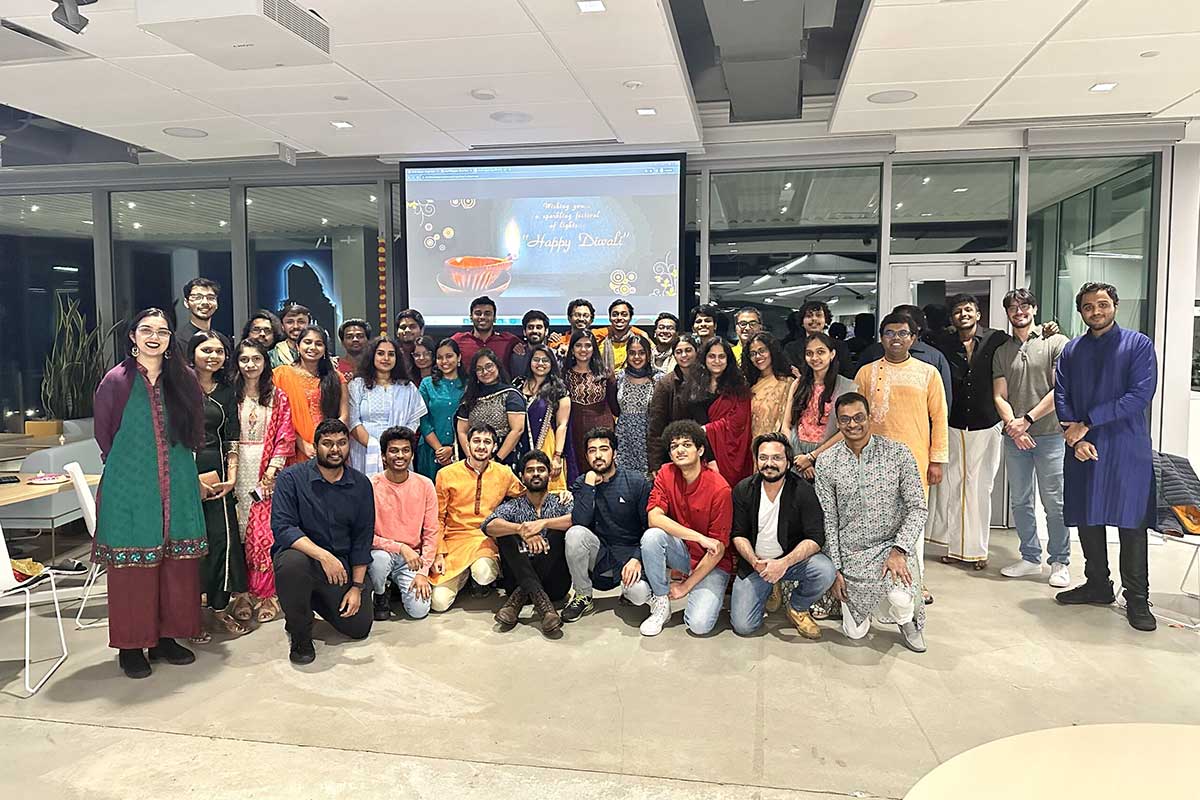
[{"left": 369, "top": 426, "right": 439, "bottom": 621}]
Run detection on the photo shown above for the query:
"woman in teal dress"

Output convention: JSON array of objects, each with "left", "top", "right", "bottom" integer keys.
[{"left": 417, "top": 337, "right": 465, "bottom": 479}]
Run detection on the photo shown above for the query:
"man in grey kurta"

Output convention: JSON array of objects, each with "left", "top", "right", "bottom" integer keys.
[{"left": 815, "top": 392, "right": 929, "bottom": 652}]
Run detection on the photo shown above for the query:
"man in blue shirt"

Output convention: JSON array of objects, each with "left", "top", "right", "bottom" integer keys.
[
  {"left": 561, "top": 427, "right": 654, "bottom": 622},
  {"left": 271, "top": 418, "right": 376, "bottom": 664}
]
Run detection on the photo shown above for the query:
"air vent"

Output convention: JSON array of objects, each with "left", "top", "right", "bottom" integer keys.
[
  {"left": 0, "top": 20, "right": 87, "bottom": 64},
  {"left": 263, "top": 0, "right": 329, "bottom": 54}
]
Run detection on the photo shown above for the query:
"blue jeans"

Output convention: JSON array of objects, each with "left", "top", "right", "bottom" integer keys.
[
  {"left": 1004, "top": 434, "right": 1070, "bottom": 566},
  {"left": 640, "top": 527, "right": 730, "bottom": 635},
  {"left": 368, "top": 550, "right": 432, "bottom": 619},
  {"left": 729, "top": 553, "right": 837, "bottom": 636}
]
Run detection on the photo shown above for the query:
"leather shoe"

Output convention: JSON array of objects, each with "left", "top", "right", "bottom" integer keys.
[
  {"left": 1055, "top": 581, "right": 1115, "bottom": 606},
  {"left": 119, "top": 648, "right": 151, "bottom": 679},
  {"left": 373, "top": 592, "right": 391, "bottom": 622},
  {"left": 494, "top": 588, "right": 527, "bottom": 629},
  {"left": 288, "top": 635, "right": 316, "bottom": 665},
  {"left": 787, "top": 607, "right": 822, "bottom": 640},
  {"left": 1125, "top": 597, "right": 1157, "bottom": 631}
]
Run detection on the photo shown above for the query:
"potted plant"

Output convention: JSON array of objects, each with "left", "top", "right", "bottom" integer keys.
[{"left": 33, "top": 296, "right": 110, "bottom": 437}]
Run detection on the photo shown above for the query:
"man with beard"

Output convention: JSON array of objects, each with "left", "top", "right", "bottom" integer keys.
[
  {"left": 1054, "top": 282, "right": 1157, "bottom": 632},
  {"left": 242, "top": 309, "right": 283, "bottom": 349},
  {"left": 729, "top": 433, "right": 834, "bottom": 639},
  {"left": 271, "top": 419, "right": 376, "bottom": 664},
  {"left": 271, "top": 303, "right": 311, "bottom": 368},
  {"left": 594, "top": 299, "right": 649, "bottom": 372},
  {"left": 335, "top": 318, "right": 372, "bottom": 381},
  {"left": 395, "top": 309, "right": 425, "bottom": 354},
  {"left": 562, "top": 427, "right": 654, "bottom": 622},
  {"left": 650, "top": 312, "right": 680, "bottom": 373},
  {"left": 510, "top": 309, "right": 551, "bottom": 379},
  {"left": 550, "top": 298, "right": 596, "bottom": 359},
  {"left": 180, "top": 277, "right": 222, "bottom": 340},
  {"left": 451, "top": 295, "right": 520, "bottom": 372},
  {"left": 483, "top": 451, "right": 574, "bottom": 635}
]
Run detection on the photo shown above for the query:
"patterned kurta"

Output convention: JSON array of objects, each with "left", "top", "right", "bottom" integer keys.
[
  {"left": 854, "top": 357, "right": 949, "bottom": 489},
  {"left": 431, "top": 460, "right": 524, "bottom": 584},
  {"left": 750, "top": 374, "right": 794, "bottom": 440},
  {"left": 815, "top": 436, "right": 929, "bottom": 630},
  {"left": 347, "top": 378, "right": 427, "bottom": 475},
  {"left": 565, "top": 369, "right": 620, "bottom": 482},
  {"left": 456, "top": 382, "right": 526, "bottom": 466},
  {"left": 615, "top": 370, "right": 661, "bottom": 474}
]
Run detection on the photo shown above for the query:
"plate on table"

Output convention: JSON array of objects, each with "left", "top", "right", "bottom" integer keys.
[{"left": 28, "top": 473, "right": 70, "bottom": 485}]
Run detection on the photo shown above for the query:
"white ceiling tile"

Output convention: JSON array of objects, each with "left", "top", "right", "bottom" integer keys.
[
  {"left": 1055, "top": 0, "right": 1200, "bottom": 39},
  {"left": 9, "top": 10, "right": 183, "bottom": 58},
  {"left": 856, "top": 0, "right": 1077, "bottom": 50},
  {"left": 847, "top": 44, "right": 1032, "bottom": 84},
  {"left": 618, "top": 121, "right": 701, "bottom": 145},
  {"left": 575, "top": 64, "right": 691, "bottom": 101},
  {"left": 544, "top": 24, "right": 676, "bottom": 69},
  {"left": 305, "top": 0, "right": 536, "bottom": 44},
  {"left": 110, "top": 54, "right": 352, "bottom": 91},
  {"left": 374, "top": 72, "right": 589, "bottom": 110},
  {"left": 838, "top": 79, "right": 998, "bottom": 113},
  {"left": 829, "top": 105, "right": 976, "bottom": 134},
  {"left": 246, "top": 109, "right": 463, "bottom": 154},
  {"left": 519, "top": 0, "right": 666, "bottom": 32},
  {"left": 335, "top": 34, "right": 564, "bottom": 80},
  {"left": 1160, "top": 91, "right": 1200, "bottom": 119},
  {"left": 193, "top": 82, "right": 400, "bottom": 117},
  {"left": 1019, "top": 34, "right": 1200, "bottom": 77},
  {"left": 450, "top": 123, "right": 619, "bottom": 148},
  {"left": 94, "top": 117, "right": 301, "bottom": 160},
  {"left": 418, "top": 101, "right": 612, "bottom": 133},
  {"left": 981, "top": 73, "right": 1192, "bottom": 117}
]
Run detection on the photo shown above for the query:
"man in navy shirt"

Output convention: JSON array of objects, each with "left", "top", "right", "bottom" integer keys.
[
  {"left": 271, "top": 418, "right": 376, "bottom": 664},
  {"left": 561, "top": 427, "right": 654, "bottom": 622}
]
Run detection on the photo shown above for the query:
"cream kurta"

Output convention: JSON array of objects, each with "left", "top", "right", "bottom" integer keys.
[{"left": 854, "top": 357, "right": 949, "bottom": 489}]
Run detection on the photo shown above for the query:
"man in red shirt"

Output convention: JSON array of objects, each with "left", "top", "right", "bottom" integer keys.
[
  {"left": 639, "top": 419, "right": 733, "bottom": 636},
  {"left": 335, "top": 318, "right": 371, "bottom": 381},
  {"left": 450, "top": 295, "right": 520, "bottom": 373}
]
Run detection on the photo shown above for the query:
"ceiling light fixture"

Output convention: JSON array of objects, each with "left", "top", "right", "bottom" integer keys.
[
  {"left": 369, "top": 195, "right": 377, "bottom": 202},
  {"left": 1139, "top": 50, "right": 1160, "bottom": 59},
  {"left": 321, "top": 217, "right": 329, "bottom": 225},
  {"left": 953, "top": 187, "right": 969, "bottom": 193},
  {"left": 636, "top": 107, "right": 657, "bottom": 116},
  {"left": 622, "top": 80, "right": 644, "bottom": 90},
  {"left": 52, "top": 265, "right": 79, "bottom": 273},
  {"left": 30, "top": 204, "right": 39, "bottom": 212},
  {"left": 752, "top": 275, "right": 771, "bottom": 285},
  {"left": 780, "top": 206, "right": 788, "bottom": 213},
  {"left": 920, "top": 212, "right": 933, "bottom": 217},
  {"left": 1089, "top": 82, "right": 1118, "bottom": 93},
  {"left": 333, "top": 95, "right": 350, "bottom": 101},
  {"left": 246, "top": 198, "right": 254, "bottom": 205},
  {"left": 577, "top": 0, "right": 606, "bottom": 12},
  {"left": 490, "top": 111, "right": 533, "bottom": 124},
  {"left": 163, "top": 126, "right": 209, "bottom": 139},
  {"left": 82, "top": 220, "right": 93, "bottom": 225},
  {"left": 783, "top": 182, "right": 792, "bottom": 190},
  {"left": 132, "top": 222, "right": 142, "bottom": 230},
  {"left": 330, "top": 120, "right": 355, "bottom": 129},
  {"left": 127, "top": 201, "right": 136, "bottom": 209},
  {"left": 219, "top": 220, "right": 228, "bottom": 227},
  {"left": 867, "top": 89, "right": 917, "bottom": 104},
  {"left": 922, "top": 176, "right": 931, "bottom": 185},
  {"left": 895, "top": 202, "right": 903, "bottom": 209},
  {"left": 764, "top": 297, "right": 775, "bottom": 304},
  {"left": 470, "top": 88, "right": 498, "bottom": 101}
]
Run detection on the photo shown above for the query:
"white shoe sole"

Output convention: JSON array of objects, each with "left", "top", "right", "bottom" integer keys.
[
  {"left": 1001, "top": 562, "right": 1043, "bottom": 578},
  {"left": 1049, "top": 569, "right": 1071, "bottom": 588}
]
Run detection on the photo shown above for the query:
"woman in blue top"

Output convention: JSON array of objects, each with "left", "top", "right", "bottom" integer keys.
[
  {"left": 347, "top": 336, "right": 426, "bottom": 475},
  {"left": 417, "top": 338, "right": 465, "bottom": 480}
]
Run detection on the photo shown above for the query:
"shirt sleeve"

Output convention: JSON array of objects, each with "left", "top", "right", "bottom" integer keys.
[
  {"left": 92, "top": 367, "right": 128, "bottom": 463},
  {"left": 418, "top": 380, "right": 435, "bottom": 438},
  {"left": 814, "top": 459, "right": 841, "bottom": 571},
  {"left": 347, "top": 378, "right": 364, "bottom": 431},
  {"left": 350, "top": 478, "right": 375, "bottom": 567},
  {"left": 708, "top": 482, "right": 733, "bottom": 547},
  {"left": 927, "top": 368, "right": 950, "bottom": 464},
  {"left": 271, "top": 391, "right": 297, "bottom": 464},
  {"left": 482, "top": 496, "right": 521, "bottom": 534},
  {"left": 730, "top": 480, "right": 752, "bottom": 545},
  {"left": 503, "top": 387, "right": 525, "bottom": 413},
  {"left": 1054, "top": 343, "right": 1076, "bottom": 423},
  {"left": 270, "top": 469, "right": 305, "bottom": 551},
  {"left": 647, "top": 468, "right": 671, "bottom": 515},
  {"left": 1086, "top": 334, "right": 1158, "bottom": 430},
  {"left": 570, "top": 478, "right": 596, "bottom": 527},
  {"left": 934, "top": 350, "right": 953, "bottom": 407}
]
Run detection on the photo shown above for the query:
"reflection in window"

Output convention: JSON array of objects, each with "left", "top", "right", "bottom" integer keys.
[
  {"left": 0, "top": 193, "right": 96, "bottom": 426},
  {"left": 891, "top": 160, "right": 1015, "bottom": 254},
  {"left": 1026, "top": 155, "right": 1157, "bottom": 337}
]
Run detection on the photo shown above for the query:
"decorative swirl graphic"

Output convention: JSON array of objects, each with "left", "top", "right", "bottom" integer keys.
[
  {"left": 407, "top": 199, "right": 437, "bottom": 223},
  {"left": 450, "top": 198, "right": 477, "bottom": 209},
  {"left": 651, "top": 251, "right": 678, "bottom": 297},
  {"left": 609, "top": 270, "right": 637, "bottom": 296}
]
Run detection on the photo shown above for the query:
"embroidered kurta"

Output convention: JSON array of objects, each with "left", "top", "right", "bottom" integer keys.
[
  {"left": 565, "top": 369, "right": 620, "bottom": 482},
  {"left": 1055, "top": 324, "right": 1157, "bottom": 529},
  {"left": 417, "top": 375, "right": 465, "bottom": 480},
  {"left": 431, "top": 460, "right": 524, "bottom": 584},
  {"left": 456, "top": 382, "right": 526, "bottom": 466},
  {"left": 615, "top": 370, "right": 661, "bottom": 474},
  {"left": 274, "top": 364, "right": 346, "bottom": 464},
  {"left": 749, "top": 375, "right": 794, "bottom": 440},
  {"left": 236, "top": 388, "right": 295, "bottom": 600},
  {"left": 855, "top": 357, "right": 949, "bottom": 489},
  {"left": 815, "top": 436, "right": 928, "bottom": 630},
  {"left": 347, "top": 378, "right": 427, "bottom": 475}
]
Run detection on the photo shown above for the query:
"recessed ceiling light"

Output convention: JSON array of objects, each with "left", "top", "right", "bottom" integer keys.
[
  {"left": 132, "top": 222, "right": 142, "bottom": 230},
  {"left": 246, "top": 198, "right": 254, "bottom": 205},
  {"left": 922, "top": 176, "right": 931, "bottom": 185},
  {"left": 895, "top": 202, "right": 903, "bottom": 209},
  {"left": 622, "top": 79, "right": 644, "bottom": 90},
  {"left": 780, "top": 206, "right": 788, "bottom": 213},
  {"left": 219, "top": 220, "right": 228, "bottom": 227},
  {"left": 753, "top": 275, "right": 771, "bottom": 285},
  {"left": 490, "top": 111, "right": 533, "bottom": 124},
  {"left": 470, "top": 88, "right": 498, "bottom": 101},
  {"left": 1139, "top": 50, "right": 1160, "bottom": 59},
  {"left": 127, "top": 201, "right": 136, "bottom": 209},
  {"left": 321, "top": 217, "right": 329, "bottom": 225},
  {"left": 577, "top": 0, "right": 606, "bottom": 12},
  {"left": 82, "top": 220, "right": 93, "bottom": 225},
  {"left": 30, "top": 204, "right": 39, "bottom": 212},
  {"left": 330, "top": 120, "right": 355, "bottom": 129},
  {"left": 163, "top": 126, "right": 209, "bottom": 139},
  {"left": 52, "top": 265, "right": 78, "bottom": 273},
  {"left": 1089, "top": 82, "right": 1118, "bottom": 93},
  {"left": 953, "top": 187, "right": 969, "bottom": 193},
  {"left": 783, "top": 182, "right": 792, "bottom": 190},
  {"left": 867, "top": 89, "right": 917, "bottom": 104},
  {"left": 764, "top": 297, "right": 775, "bottom": 304},
  {"left": 636, "top": 107, "right": 657, "bottom": 116},
  {"left": 333, "top": 94, "right": 350, "bottom": 101},
  {"left": 369, "top": 194, "right": 377, "bottom": 202},
  {"left": 921, "top": 212, "right": 933, "bottom": 217}
]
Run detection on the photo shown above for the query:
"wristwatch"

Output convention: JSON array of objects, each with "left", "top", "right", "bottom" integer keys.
[{"left": 1023, "top": 413, "right": 1035, "bottom": 426}]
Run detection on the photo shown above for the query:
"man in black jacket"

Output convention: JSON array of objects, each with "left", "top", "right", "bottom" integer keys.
[{"left": 730, "top": 432, "right": 835, "bottom": 639}]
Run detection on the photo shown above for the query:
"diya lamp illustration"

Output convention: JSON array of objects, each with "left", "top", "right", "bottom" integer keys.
[{"left": 437, "top": 218, "right": 520, "bottom": 295}]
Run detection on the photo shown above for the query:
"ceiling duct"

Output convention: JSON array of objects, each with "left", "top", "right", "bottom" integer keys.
[{"left": 0, "top": 107, "right": 138, "bottom": 167}]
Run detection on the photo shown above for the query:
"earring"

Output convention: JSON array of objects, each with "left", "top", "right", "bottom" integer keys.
[
  {"left": 164, "top": 349, "right": 171, "bottom": 360},
  {"left": 131, "top": 345, "right": 140, "bottom": 357}
]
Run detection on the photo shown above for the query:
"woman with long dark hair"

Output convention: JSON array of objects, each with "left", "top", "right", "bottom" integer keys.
[
  {"left": 519, "top": 343, "right": 571, "bottom": 491},
  {"left": 614, "top": 333, "right": 661, "bottom": 474},
  {"left": 348, "top": 335, "right": 426, "bottom": 475},
  {"left": 745, "top": 332, "right": 795, "bottom": 440},
  {"left": 682, "top": 337, "right": 752, "bottom": 487},
  {"left": 273, "top": 324, "right": 348, "bottom": 463},
  {"left": 411, "top": 334, "right": 436, "bottom": 382},
  {"left": 232, "top": 338, "right": 295, "bottom": 624},
  {"left": 562, "top": 329, "right": 620, "bottom": 482},
  {"left": 647, "top": 333, "right": 699, "bottom": 472},
  {"left": 93, "top": 308, "right": 207, "bottom": 679},
  {"left": 783, "top": 331, "right": 856, "bottom": 479},
  {"left": 417, "top": 338, "right": 465, "bottom": 480},
  {"left": 455, "top": 348, "right": 527, "bottom": 467}
]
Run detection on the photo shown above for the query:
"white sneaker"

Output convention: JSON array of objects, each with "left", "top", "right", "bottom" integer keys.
[
  {"left": 1048, "top": 563, "right": 1071, "bottom": 588},
  {"left": 639, "top": 595, "right": 671, "bottom": 636},
  {"left": 1000, "top": 559, "right": 1043, "bottom": 578}
]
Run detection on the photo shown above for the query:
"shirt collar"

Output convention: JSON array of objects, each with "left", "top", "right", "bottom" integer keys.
[{"left": 307, "top": 459, "right": 354, "bottom": 486}]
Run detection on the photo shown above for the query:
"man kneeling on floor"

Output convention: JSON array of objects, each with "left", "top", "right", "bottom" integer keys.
[
  {"left": 430, "top": 423, "right": 523, "bottom": 612},
  {"left": 814, "top": 393, "right": 928, "bottom": 653},
  {"left": 639, "top": 420, "right": 733, "bottom": 636},
  {"left": 483, "top": 451, "right": 574, "bottom": 635},
  {"left": 730, "top": 432, "right": 835, "bottom": 639},
  {"left": 369, "top": 426, "right": 438, "bottom": 621},
  {"left": 271, "top": 419, "right": 375, "bottom": 665}
]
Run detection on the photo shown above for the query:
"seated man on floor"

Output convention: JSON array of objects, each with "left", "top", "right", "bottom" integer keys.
[
  {"left": 639, "top": 420, "right": 734, "bottom": 637},
  {"left": 483, "top": 451, "right": 574, "bottom": 635},
  {"left": 430, "top": 422, "right": 523, "bottom": 612},
  {"left": 730, "top": 432, "right": 835, "bottom": 639},
  {"left": 562, "top": 426, "right": 654, "bottom": 622},
  {"left": 369, "top": 426, "right": 439, "bottom": 622},
  {"left": 271, "top": 419, "right": 375, "bottom": 665},
  {"left": 814, "top": 392, "right": 929, "bottom": 653}
]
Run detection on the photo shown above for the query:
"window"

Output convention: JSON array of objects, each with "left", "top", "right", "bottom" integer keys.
[
  {"left": 0, "top": 193, "right": 96, "bottom": 426},
  {"left": 891, "top": 160, "right": 1016, "bottom": 254}
]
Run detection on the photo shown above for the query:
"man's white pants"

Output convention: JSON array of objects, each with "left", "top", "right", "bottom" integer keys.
[
  {"left": 842, "top": 586, "right": 916, "bottom": 640},
  {"left": 927, "top": 424, "right": 1002, "bottom": 562}
]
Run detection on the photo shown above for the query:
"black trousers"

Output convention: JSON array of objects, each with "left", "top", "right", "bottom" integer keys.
[
  {"left": 1077, "top": 525, "right": 1150, "bottom": 600},
  {"left": 273, "top": 549, "right": 373, "bottom": 640},
  {"left": 497, "top": 530, "right": 572, "bottom": 601}
]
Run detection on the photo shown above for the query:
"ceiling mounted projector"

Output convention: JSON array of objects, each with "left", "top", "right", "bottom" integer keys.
[{"left": 135, "top": 0, "right": 331, "bottom": 71}]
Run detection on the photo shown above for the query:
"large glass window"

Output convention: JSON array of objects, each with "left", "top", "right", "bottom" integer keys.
[
  {"left": 0, "top": 193, "right": 96, "bottom": 428},
  {"left": 891, "top": 160, "right": 1015, "bottom": 254},
  {"left": 1026, "top": 155, "right": 1157, "bottom": 337},
  {"left": 112, "top": 189, "right": 233, "bottom": 337},
  {"left": 248, "top": 185, "right": 381, "bottom": 351}
]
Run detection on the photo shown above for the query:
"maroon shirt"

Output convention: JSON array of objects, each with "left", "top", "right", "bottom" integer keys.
[
  {"left": 647, "top": 463, "right": 734, "bottom": 574},
  {"left": 451, "top": 329, "right": 520, "bottom": 373}
]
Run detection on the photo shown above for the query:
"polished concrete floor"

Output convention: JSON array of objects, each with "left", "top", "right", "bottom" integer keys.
[{"left": 2, "top": 531, "right": 1199, "bottom": 800}]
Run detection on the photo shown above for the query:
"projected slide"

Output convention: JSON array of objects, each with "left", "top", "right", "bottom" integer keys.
[{"left": 403, "top": 160, "right": 682, "bottom": 326}]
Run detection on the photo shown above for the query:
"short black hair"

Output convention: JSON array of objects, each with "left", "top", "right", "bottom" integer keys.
[
  {"left": 654, "top": 312, "right": 680, "bottom": 329},
  {"left": 395, "top": 308, "right": 425, "bottom": 329},
  {"left": 880, "top": 311, "right": 918, "bottom": 336},
  {"left": 242, "top": 309, "right": 283, "bottom": 341},
  {"left": 690, "top": 303, "right": 719, "bottom": 325},
  {"left": 380, "top": 425, "right": 419, "bottom": 453},
  {"left": 338, "top": 318, "right": 372, "bottom": 340},
  {"left": 947, "top": 293, "right": 979, "bottom": 314},
  {"left": 892, "top": 304, "right": 927, "bottom": 332},
  {"left": 752, "top": 431, "right": 793, "bottom": 463},
  {"left": 522, "top": 309, "right": 550, "bottom": 329},
  {"left": 280, "top": 302, "right": 311, "bottom": 320},
  {"left": 800, "top": 300, "right": 832, "bottom": 327},
  {"left": 470, "top": 295, "right": 497, "bottom": 313},
  {"left": 183, "top": 277, "right": 220, "bottom": 298},
  {"left": 834, "top": 391, "right": 870, "bottom": 416},
  {"left": 518, "top": 449, "right": 552, "bottom": 474},
  {"left": 1075, "top": 281, "right": 1119, "bottom": 311},
  {"left": 466, "top": 421, "right": 498, "bottom": 443},
  {"left": 1003, "top": 288, "right": 1038, "bottom": 311},
  {"left": 662, "top": 419, "right": 708, "bottom": 458},
  {"left": 567, "top": 298, "right": 595, "bottom": 318},
  {"left": 583, "top": 426, "right": 618, "bottom": 451},
  {"left": 314, "top": 418, "right": 350, "bottom": 443},
  {"left": 608, "top": 298, "right": 634, "bottom": 315}
]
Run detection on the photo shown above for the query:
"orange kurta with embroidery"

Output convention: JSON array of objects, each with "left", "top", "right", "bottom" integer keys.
[
  {"left": 854, "top": 357, "right": 949, "bottom": 489},
  {"left": 274, "top": 365, "right": 345, "bottom": 464},
  {"left": 431, "top": 460, "right": 524, "bottom": 584}
]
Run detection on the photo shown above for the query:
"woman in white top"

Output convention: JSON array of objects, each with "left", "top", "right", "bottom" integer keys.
[{"left": 347, "top": 335, "right": 427, "bottom": 475}]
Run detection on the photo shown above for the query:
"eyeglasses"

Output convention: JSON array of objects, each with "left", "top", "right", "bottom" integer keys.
[
  {"left": 135, "top": 326, "right": 172, "bottom": 339},
  {"left": 250, "top": 324, "right": 274, "bottom": 334},
  {"left": 478, "top": 362, "right": 498, "bottom": 373},
  {"left": 837, "top": 413, "right": 868, "bottom": 425},
  {"left": 187, "top": 293, "right": 217, "bottom": 302},
  {"left": 757, "top": 454, "right": 788, "bottom": 464},
  {"left": 881, "top": 330, "right": 913, "bottom": 340},
  {"left": 530, "top": 357, "right": 552, "bottom": 366},
  {"left": 735, "top": 320, "right": 760, "bottom": 329}
]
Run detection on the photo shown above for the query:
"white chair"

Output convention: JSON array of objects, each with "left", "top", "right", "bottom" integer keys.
[
  {"left": 0, "top": 520, "right": 69, "bottom": 697},
  {"left": 63, "top": 461, "right": 107, "bottom": 630}
]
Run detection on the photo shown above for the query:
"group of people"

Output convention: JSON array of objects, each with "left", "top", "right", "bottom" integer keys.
[{"left": 88, "top": 274, "right": 1160, "bottom": 678}]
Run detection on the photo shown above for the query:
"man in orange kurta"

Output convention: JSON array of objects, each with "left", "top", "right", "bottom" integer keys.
[{"left": 430, "top": 422, "right": 523, "bottom": 612}]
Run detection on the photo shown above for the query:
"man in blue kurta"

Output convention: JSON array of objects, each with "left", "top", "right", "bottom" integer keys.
[{"left": 1053, "top": 282, "right": 1157, "bottom": 631}]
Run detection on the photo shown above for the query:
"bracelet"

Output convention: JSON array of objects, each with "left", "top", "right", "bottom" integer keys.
[{"left": 1023, "top": 413, "right": 1035, "bottom": 426}]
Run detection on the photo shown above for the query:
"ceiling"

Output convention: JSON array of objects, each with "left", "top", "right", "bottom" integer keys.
[
  {"left": 831, "top": 0, "right": 1200, "bottom": 134},
  {"left": 0, "top": 0, "right": 699, "bottom": 160}
]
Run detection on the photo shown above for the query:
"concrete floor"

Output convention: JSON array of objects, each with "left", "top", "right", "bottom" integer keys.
[{"left": 2, "top": 531, "right": 1199, "bottom": 800}]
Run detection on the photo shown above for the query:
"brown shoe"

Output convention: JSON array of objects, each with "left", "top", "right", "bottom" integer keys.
[
  {"left": 494, "top": 588, "right": 527, "bottom": 629},
  {"left": 787, "top": 606, "right": 822, "bottom": 640},
  {"left": 530, "top": 589, "right": 562, "bottom": 635}
]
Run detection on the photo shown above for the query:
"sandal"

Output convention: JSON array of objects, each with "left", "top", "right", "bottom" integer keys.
[
  {"left": 256, "top": 596, "right": 282, "bottom": 623},
  {"left": 973, "top": 560, "right": 988, "bottom": 571},
  {"left": 230, "top": 593, "right": 255, "bottom": 622},
  {"left": 189, "top": 631, "right": 212, "bottom": 645},
  {"left": 213, "top": 609, "right": 250, "bottom": 636},
  {"left": 939, "top": 555, "right": 957, "bottom": 565},
  {"left": 922, "top": 587, "right": 934, "bottom": 605}
]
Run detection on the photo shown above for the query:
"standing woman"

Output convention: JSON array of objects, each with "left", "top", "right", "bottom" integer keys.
[
  {"left": 519, "top": 344, "right": 571, "bottom": 491},
  {"left": 647, "top": 333, "right": 699, "bottom": 473},
  {"left": 232, "top": 339, "right": 295, "bottom": 624},
  {"left": 273, "top": 324, "right": 348, "bottom": 464},
  {"left": 782, "top": 332, "right": 856, "bottom": 479},
  {"left": 686, "top": 338, "right": 752, "bottom": 487},
  {"left": 562, "top": 329, "right": 620, "bottom": 483},
  {"left": 93, "top": 308, "right": 207, "bottom": 679},
  {"left": 417, "top": 338, "right": 465, "bottom": 480},
  {"left": 347, "top": 335, "right": 427, "bottom": 475},
  {"left": 411, "top": 334, "right": 436, "bottom": 382},
  {"left": 187, "top": 331, "right": 249, "bottom": 638},
  {"left": 746, "top": 332, "right": 795, "bottom": 440},
  {"left": 455, "top": 348, "right": 527, "bottom": 467},
  {"left": 614, "top": 334, "right": 661, "bottom": 474}
]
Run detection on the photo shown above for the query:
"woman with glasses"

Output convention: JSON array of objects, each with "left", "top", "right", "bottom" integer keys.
[
  {"left": 647, "top": 333, "right": 700, "bottom": 473},
  {"left": 562, "top": 329, "right": 620, "bottom": 482},
  {"left": 411, "top": 334, "right": 436, "bottom": 382},
  {"left": 347, "top": 335, "right": 426, "bottom": 476},
  {"left": 614, "top": 334, "right": 661, "bottom": 474},
  {"left": 455, "top": 348, "right": 527, "bottom": 467},
  {"left": 273, "top": 324, "right": 349, "bottom": 464},
  {"left": 417, "top": 338, "right": 465, "bottom": 479},
  {"left": 745, "top": 332, "right": 795, "bottom": 441},
  {"left": 518, "top": 344, "right": 571, "bottom": 490},
  {"left": 783, "top": 332, "right": 856, "bottom": 480}
]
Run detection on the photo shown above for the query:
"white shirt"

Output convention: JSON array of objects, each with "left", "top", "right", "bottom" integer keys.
[{"left": 755, "top": 484, "right": 784, "bottom": 560}]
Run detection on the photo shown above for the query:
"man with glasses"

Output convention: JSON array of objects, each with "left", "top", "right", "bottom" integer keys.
[
  {"left": 729, "top": 432, "right": 834, "bottom": 639},
  {"left": 180, "top": 278, "right": 221, "bottom": 340},
  {"left": 857, "top": 305, "right": 952, "bottom": 406},
  {"left": 242, "top": 310, "right": 283, "bottom": 349},
  {"left": 451, "top": 295, "right": 519, "bottom": 372},
  {"left": 815, "top": 392, "right": 929, "bottom": 652},
  {"left": 730, "top": 307, "right": 762, "bottom": 374},
  {"left": 650, "top": 312, "right": 680, "bottom": 373}
]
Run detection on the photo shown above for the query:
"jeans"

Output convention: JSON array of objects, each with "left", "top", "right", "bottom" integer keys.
[
  {"left": 729, "top": 554, "right": 837, "bottom": 636},
  {"left": 368, "top": 550, "right": 432, "bottom": 619},
  {"left": 565, "top": 524, "right": 651, "bottom": 604},
  {"left": 640, "top": 527, "right": 730, "bottom": 635},
  {"left": 273, "top": 549, "right": 373, "bottom": 641},
  {"left": 1004, "top": 434, "right": 1070, "bottom": 565}
]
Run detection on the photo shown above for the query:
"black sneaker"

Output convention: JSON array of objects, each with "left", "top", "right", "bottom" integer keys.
[
  {"left": 288, "top": 634, "right": 316, "bottom": 665},
  {"left": 1055, "top": 581, "right": 1116, "bottom": 606},
  {"left": 469, "top": 578, "right": 494, "bottom": 599},
  {"left": 560, "top": 592, "right": 595, "bottom": 623},
  {"left": 1126, "top": 597, "right": 1157, "bottom": 631},
  {"left": 119, "top": 648, "right": 151, "bottom": 679},
  {"left": 148, "top": 638, "right": 195, "bottom": 665},
  {"left": 373, "top": 592, "right": 391, "bottom": 621}
]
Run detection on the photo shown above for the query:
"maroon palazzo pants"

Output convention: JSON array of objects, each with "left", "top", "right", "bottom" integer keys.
[{"left": 106, "top": 558, "right": 202, "bottom": 649}]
